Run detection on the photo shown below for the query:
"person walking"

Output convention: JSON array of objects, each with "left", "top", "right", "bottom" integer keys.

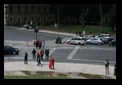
[
  {"left": 38, "top": 40, "right": 42, "bottom": 49},
  {"left": 31, "top": 48, "right": 36, "bottom": 59},
  {"left": 36, "top": 52, "right": 43, "bottom": 66},
  {"left": 45, "top": 48, "right": 50, "bottom": 60},
  {"left": 105, "top": 59, "right": 109, "bottom": 74},
  {"left": 49, "top": 55, "right": 55, "bottom": 69},
  {"left": 40, "top": 49, "right": 44, "bottom": 61},
  {"left": 41, "top": 40, "right": 45, "bottom": 50},
  {"left": 24, "top": 52, "right": 28, "bottom": 64},
  {"left": 36, "top": 40, "right": 39, "bottom": 49}
]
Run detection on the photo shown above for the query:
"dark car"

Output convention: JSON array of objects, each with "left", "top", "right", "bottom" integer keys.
[
  {"left": 107, "top": 37, "right": 115, "bottom": 43},
  {"left": 4, "top": 45, "right": 19, "bottom": 55},
  {"left": 109, "top": 39, "right": 116, "bottom": 46}
]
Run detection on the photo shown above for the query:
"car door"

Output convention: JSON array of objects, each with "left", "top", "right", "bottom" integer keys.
[
  {"left": 70, "top": 38, "right": 75, "bottom": 44},
  {"left": 90, "top": 38, "right": 95, "bottom": 44}
]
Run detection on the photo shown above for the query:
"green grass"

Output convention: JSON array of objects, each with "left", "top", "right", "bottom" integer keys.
[
  {"left": 4, "top": 75, "right": 70, "bottom": 79},
  {"left": 40, "top": 25, "right": 116, "bottom": 35}
]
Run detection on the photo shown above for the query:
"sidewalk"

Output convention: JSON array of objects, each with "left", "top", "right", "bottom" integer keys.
[{"left": 4, "top": 61, "right": 116, "bottom": 79}]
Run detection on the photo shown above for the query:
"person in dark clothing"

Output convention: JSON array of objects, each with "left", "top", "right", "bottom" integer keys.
[
  {"left": 31, "top": 48, "right": 36, "bottom": 59},
  {"left": 24, "top": 52, "right": 28, "bottom": 64},
  {"left": 33, "top": 40, "right": 36, "bottom": 46},
  {"left": 45, "top": 49, "right": 50, "bottom": 60},
  {"left": 36, "top": 40, "right": 39, "bottom": 49},
  {"left": 114, "top": 64, "right": 116, "bottom": 76},
  {"left": 105, "top": 59, "right": 109, "bottom": 74}
]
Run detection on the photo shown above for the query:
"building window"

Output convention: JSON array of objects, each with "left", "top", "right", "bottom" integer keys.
[
  {"left": 25, "top": 17, "right": 28, "bottom": 21},
  {"left": 17, "top": 5, "right": 21, "bottom": 13},
  {"left": 9, "top": 5, "right": 13, "bottom": 13},
  {"left": 50, "top": 16, "right": 52, "bottom": 20},
  {"left": 38, "top": 17, "right": 40, "bottom": 21},
  {"left": 32, "top": 17, "right": 34, "bottom": 21},
  {"left": 44, "top": 6, "right": 46, "bottom": 12},
  {"left": 38, "top": 6, "right": 40, "bottom": 12},
  {"left": 31, "top": 5, "right": 34, "bottom": 12},
  {"left": 10, "top": 17, "right": 13, "bottom": 22},
  {"left": 24, "top": 5, "right": 27, "bottom": 13}
]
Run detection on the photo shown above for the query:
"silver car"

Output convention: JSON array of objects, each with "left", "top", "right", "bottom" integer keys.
[
  {"left": 86, "top": 38, "right": 104, "bottom": 45},
  {"left": 67, "top": 37, "right": 86, "bottom": 45}
]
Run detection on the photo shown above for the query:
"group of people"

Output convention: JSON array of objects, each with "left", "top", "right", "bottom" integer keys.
[
  {"left": 76, "top": 31, "right": 83, "bottom": 37},
  {"left": 34, "top": 39, "right": 45, "bottom": 49},
  {"left": 24, "top": 48, "right": 55, "bottom": 69}
]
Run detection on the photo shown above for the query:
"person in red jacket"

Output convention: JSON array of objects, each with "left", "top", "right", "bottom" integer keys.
[{"left": 49, "top": 55, "right": 55, "bottom": 69}]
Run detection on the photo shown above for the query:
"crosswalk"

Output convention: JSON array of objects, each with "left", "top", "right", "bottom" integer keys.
[{"left": 4, "top": 37, "right": 69, "bottom": 47}]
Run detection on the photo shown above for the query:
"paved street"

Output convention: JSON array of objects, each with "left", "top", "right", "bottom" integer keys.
[{"left": 4, "top": 26, "right": 116, "bottom": 79}]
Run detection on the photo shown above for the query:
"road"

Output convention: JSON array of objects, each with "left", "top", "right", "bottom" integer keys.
[
  {"left": 4, "top": 26, "right": 67, "bottom": 41},
  {"left": 4, "top": 26, "right": 116, "bottom": 66}
]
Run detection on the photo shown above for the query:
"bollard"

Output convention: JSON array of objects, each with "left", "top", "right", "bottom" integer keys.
[{"left": 26, "top": 40, "right": 28, "bottom": 46}]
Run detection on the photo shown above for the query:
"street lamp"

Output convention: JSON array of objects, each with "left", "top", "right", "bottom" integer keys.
[{"left": 34, "top": 28, "right": 39, "bottom": 42}]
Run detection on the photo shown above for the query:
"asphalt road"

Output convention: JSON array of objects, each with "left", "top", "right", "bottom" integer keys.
[
  {"left": 4, "top": 26, "right": 67, "bottom": 41},
  {"left": 4, "top": 26, "right": 116, "bottom": 66}
]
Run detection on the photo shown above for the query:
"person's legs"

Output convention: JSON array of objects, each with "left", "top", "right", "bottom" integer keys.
[{"left": 52, "top": 63, "right": 54, "bottom": 69}]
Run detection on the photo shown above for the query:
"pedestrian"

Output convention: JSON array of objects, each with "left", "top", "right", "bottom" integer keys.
[
  {"left": 40, "top": 49, "right": 44, "bottom": 61},
  {"left": 76, "top": 31, "right": 78, "bottom": 36},
  {"left": 36, "top": 52, "right": 43, "bottom": 66},
  {"left": 36, "top": 40, "right": 39, "bottom": 49},
  {"left": 38, "top": 40, "right": 42, "bottom": 49},
  {"left": 33, "top": 40, "right": 36, "bottom": 46},
  {"left": 31, "top": 48, "right": 36, "bottom": 59},
  {"left": 41, "top": 40, "right": 45, "bottom": 50},
  {"left": 49, "top": 55, "right": 55, "bottom": 69},
  {"left": 45, "top": 48, "right": 50, "bottom": 60},
  {"left": 105, "top": 59, "right": 109, "bottom": 74},
  {"left": 24, "top": 52, "right": 28, "bottom": 64},
  {"left": 114, "top": 64, "right": 116, "bottom": 76}
]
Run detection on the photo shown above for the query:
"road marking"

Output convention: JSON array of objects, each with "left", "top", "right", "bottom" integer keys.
[
  {"left": 49, "top": 48, "right": 57, "bottom": 56},
  {"left": 67, "top": 45, "right": 80, "bottom": 60},
  {"left": 71, "top": 58, "right": 116, "bottom": 64}
]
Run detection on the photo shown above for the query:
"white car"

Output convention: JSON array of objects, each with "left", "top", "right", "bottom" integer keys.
[
  {"left": 67, "top": 37, "right": 86, "bottom": 45},
  {"left": 99, "top": 34, "right": 110, "bottom": 39},
  {"left": 86, "top": 38, "right": 104, "bottom": 45}
]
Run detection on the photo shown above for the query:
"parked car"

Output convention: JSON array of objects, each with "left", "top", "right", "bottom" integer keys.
[
  {"left": 109, "top": 39, "right": 116, "bottom": 46},
  {"left": 107, "top": 37, "right": 115, "bottom": 43},
  {"left": 4, "top": 45, "right": 19, "bottom": 55},
  {"left": 67, "top": 37, "right": 86, "bottom": 45},
  {"left": 86, "top": 38, "right": 104, "bottom": 45},
  {"left": 99, "top": 34, "right": 110, "bottom": 39},
  {"left": 99, "top": 37, "right": 109, "bottom": 44},
  {"left": 84, "top": 35, "right": 94, "bottom": 41}
]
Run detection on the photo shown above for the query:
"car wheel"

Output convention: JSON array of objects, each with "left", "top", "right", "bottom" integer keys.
[
  {"left": 87, "top": 42, "right": 90, "bottom": 44},
  {"left": 13, "top": 52, "right": 16, "bottom": 55},
  {"left": 98, "top": 42, "right": 101, "bottom": 45}
]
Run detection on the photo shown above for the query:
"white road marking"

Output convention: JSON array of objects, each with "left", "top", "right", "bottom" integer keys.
[
  {"left": 67, "top": 45, "right": 80, "bottom": 60},
  {"left": 71, "top": 58, "right": 116, "bottom": 64},
  {"left": 49, "top": 48, "right": 57, "bottom": 56}
]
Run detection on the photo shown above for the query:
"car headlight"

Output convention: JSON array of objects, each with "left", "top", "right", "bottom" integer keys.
[{"left": 15, "top": 49, "right": 18, "bottom": 51}]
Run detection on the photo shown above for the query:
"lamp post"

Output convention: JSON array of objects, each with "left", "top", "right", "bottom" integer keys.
[{"left": 34, "top": 28, "right": 39, "bottom": 42}]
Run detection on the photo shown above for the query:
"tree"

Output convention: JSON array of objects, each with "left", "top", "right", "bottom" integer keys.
[{"left": 106, "top": 4, "right": 116, "bottom": 31}]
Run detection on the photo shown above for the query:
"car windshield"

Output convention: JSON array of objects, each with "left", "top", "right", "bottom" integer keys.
[{"left": 4, "top": 45, "right": 13, "bottom": 49}]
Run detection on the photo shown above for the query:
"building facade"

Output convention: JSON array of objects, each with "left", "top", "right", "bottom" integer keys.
[{"left": 4, "top": 4, "right": 55, "bottom": 26}]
